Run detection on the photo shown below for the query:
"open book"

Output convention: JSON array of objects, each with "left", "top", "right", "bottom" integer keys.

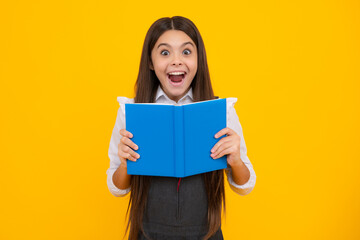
[{"left": 125, "top": 98, "right": 227, "bottom": 178}]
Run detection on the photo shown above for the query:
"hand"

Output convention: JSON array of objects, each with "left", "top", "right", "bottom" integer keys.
[
  {"left": 210, "top": 127, "right": 243, "bottom": 167},
  {"left": 117, "top": 129, "right": 140, "bottom": 168}
]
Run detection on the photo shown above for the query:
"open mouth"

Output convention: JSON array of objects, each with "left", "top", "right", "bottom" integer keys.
[
  {"left": 168, "top": 72, "right": 186, "bottom": 83},
  {"left": 167, "top": 71, "right": 186, "bottom": 86}
]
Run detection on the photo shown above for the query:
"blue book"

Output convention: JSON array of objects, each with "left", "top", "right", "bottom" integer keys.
[{"left": 125, "top": 98, "right": 227, "bottom": 178}]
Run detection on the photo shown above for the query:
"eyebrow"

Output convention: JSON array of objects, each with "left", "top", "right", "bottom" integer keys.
[{"left": 157, "top": 41, "right": 194, "bottom": 49}]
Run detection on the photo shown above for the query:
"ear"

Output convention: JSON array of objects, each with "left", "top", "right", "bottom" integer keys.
[{"left": 149, "top": 61, "right": 154, "bottom": 70}]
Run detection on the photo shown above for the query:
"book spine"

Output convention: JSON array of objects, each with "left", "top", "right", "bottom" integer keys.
[{"left": 174, "top": 106, "right": 185, "bottom": 177}]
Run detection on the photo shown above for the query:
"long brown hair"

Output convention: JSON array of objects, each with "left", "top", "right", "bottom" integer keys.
[{"left": 124, "top": 16, "right": 226, "bottom": 240}]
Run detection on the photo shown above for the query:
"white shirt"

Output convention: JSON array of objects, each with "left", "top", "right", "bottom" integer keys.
[{"left": 106, "top": 86, "right": 256, "bottom": 197}]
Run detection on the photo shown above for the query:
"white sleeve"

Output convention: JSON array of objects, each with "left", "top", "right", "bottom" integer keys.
[
  {"left": 224, "top": 98, "right": 257, "bottom": 196},
  {"left": 106, "top": 97, "right": 133, "bottom": 197}
]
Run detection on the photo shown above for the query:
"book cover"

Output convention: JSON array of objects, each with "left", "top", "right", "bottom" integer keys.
[{"left": 125, "top": 98, "right": 227, "bottom": 177}]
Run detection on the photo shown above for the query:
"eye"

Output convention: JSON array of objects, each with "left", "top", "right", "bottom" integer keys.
[
  {"left": 183, "top": 49, "right": 191, "bottom": 55},
  {"left": 161, "top": 50, "right": 169, "bottom": 56}
]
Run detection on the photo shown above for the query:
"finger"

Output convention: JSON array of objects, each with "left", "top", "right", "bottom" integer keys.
[
  {"left": 121, "top": 136, "right": 139, "bottom": 150},
  {"left": 211, "top": 135, "right": 233, "bottom": 153},
  {"left": 121, "top": 145, "right": 140, "bottom": 160},
  {"left": 212, "top": 146, "right": 236, "bottom": 159},
  {"left": 214, "top": 127, "right": 235, "bottom": 139},
  {"left": 211, "top": 142, "right": 233, "bottom": 158},
  {"left": 120, "top": 137, "right": 138, "bottom": 151},
  {"left": 120, "top": 136, "right": 128, "bottom": 145},
  {"left": 119, "top": 129, "right": 133, "bottom": 138},
  {"left": 118, "top": 142, "right": 139, "bottom": 162},
  {"left": 119, "top": 151, "right": 138, "bottom": 162}
]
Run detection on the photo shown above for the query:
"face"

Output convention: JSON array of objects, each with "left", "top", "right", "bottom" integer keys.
[{"left": 150, "top": 30, "right": 198, "bottom": 103}]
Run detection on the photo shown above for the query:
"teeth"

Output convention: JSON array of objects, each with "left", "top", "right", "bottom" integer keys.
[{"left": 168, "top": 72, "right": 185, "bottom": 75}]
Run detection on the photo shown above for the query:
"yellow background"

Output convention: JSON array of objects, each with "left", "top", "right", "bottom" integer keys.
[{"left": 1, "top": 0, "right": 359, "bottom": 239}]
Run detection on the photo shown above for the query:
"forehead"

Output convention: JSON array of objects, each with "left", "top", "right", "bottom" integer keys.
[{"left": 155, "top": 30, "right": 196, "bottom": 48}]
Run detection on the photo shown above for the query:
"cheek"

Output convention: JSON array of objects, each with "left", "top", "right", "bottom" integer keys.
[
  {"left": 188, "top": 56, "right": 198, "bottom": 72},
  {"left": 153, "top": 65, "right": 166, "bottom": 80},
  {"left": 153, "top": 61, "right": 167, "bottom": 73},
  {"left": 193, "top": 63, "right": 198, "bottom": 72},
  {"left": 189, "top": 62, "right": 198, "bottom": 75}
]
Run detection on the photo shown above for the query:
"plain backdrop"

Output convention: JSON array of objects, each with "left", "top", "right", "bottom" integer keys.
[{"left": 1, "top": 0, "right": 359, "bottom": 239}]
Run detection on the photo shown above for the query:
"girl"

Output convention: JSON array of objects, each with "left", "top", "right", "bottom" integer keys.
[{"left": 107, "top": 16, "right": 256, "bottom": 240}]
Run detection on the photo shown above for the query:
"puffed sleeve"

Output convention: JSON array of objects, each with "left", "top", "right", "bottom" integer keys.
[
  {"left": 224, "top": 98, "right": 257, "bottom": 196},
  {"left": 106, "top": 97, "right": 134, "bottom": 197}
]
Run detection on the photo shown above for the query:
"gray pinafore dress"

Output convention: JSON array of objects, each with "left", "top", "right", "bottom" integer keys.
[{"left": 136, "top": 174, "right": 223, "bottom": 240}]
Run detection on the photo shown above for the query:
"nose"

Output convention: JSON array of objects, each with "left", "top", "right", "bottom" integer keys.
[{"left": 171, "top": 53, "right": 183, "bottom": 66}]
